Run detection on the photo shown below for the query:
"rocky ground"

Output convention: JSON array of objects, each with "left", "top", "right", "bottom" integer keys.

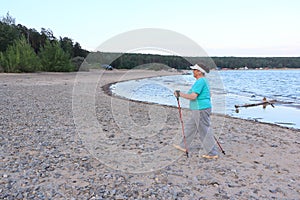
[{"left": 0, "top": 70, "right": 299, "bottom": 199}]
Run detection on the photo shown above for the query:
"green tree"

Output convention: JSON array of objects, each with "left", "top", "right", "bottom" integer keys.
[
  {"left": 0, "top": 13, "right": 20, "bottom": 52},
  {"left": 59, "top": 37, "right": 73, "bottom": 57},
  {"left": 39, "top": 40, "right": 74, "bottom": 72},
  {"left": 1, "top": 12, "right": 15, "bottom": 25},
  {"left": 0, "top": 36, "right": 41, "bottom": 72},
  {"left": 41, "top": 28, "right": 56, "bottom": 41},
  {"left": 73, "top": 42, "right": 89, "bottom": 58},
  {"left": 28, "top": 28, "right": 43, "bottom": 53},
  {"left": 0, "top": 52, "right": 5, "bottom": 72}
]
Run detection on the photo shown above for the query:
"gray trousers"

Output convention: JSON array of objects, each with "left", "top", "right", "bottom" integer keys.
[{"left": 180, "top": 108, "right": 218, "bottom": 155}]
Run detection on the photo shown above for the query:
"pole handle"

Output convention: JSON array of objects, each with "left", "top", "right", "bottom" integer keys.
[{"left": 175, "top": 90, "right": 180, "bottom": 100}]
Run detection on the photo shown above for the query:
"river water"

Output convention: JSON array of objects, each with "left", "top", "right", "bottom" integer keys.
[{"left": 110, "top": 69, "right": 300, "bottom": 129}]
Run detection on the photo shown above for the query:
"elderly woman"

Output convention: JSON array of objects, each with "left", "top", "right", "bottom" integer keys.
[{"left": 174, "top": 63, "right": 219, "bottom": 159}]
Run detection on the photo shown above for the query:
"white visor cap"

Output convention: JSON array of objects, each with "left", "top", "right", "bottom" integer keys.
[{"left": 190, "top": 64, "right": 207, "bottom": 74}]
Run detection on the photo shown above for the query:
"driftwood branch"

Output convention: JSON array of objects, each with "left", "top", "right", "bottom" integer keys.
[{"left": 235, "top": 98, "right": 276, "bottom": 113}]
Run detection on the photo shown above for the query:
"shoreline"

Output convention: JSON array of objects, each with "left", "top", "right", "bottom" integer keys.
[
  {"left": 1, "top": 70, "right": 299, "bottom": 199},
  {"left": 104, "top": 81, "right": 300, "bottom": 132},
  {"left": 104, "top": 70, "right": 300, "bottom": 131}
]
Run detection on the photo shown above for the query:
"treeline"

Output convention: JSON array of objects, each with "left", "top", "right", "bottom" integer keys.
[
  {"left": 85, "top": 52, "right": 193, "bottom": 70},
  {"left": 85, "top": 52, "right": 300, "bottom": 70},
  {"left": 212, "top": 57, "right": 300, "bottom": 69},
  {"left": 0, "top": 13, "right": 89, "bottom": 72}
]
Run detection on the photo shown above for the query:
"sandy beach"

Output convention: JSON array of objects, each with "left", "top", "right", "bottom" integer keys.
[{"left": 0, "top": 69, "right": 299, "bottom": 199}]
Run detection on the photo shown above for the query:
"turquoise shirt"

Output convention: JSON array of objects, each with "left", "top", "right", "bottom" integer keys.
[{"left": 188, "top": 77, "right": 211, "bottom": 110}]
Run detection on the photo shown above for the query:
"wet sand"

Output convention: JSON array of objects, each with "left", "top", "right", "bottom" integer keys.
[{"left": 0, "top": 69, "right": 299, "bottom": 199}]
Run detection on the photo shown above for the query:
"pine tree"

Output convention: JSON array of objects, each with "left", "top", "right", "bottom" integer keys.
[
  {"left": 39, "top": 40, "right": 74, "bottom": 72},
  {"left": 0, "top": 36, "right": 41, "bottom": 72}
]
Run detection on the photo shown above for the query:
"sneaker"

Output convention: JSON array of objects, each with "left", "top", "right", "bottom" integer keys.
[
  {"left": 202, "top": 154, "right": 219, "bottom": 159},
  {"left": 173, "top": 144, "right": 187, "bottom": 152}
]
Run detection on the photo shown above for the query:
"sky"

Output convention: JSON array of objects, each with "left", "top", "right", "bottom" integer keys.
[{"left": 1, "top": 0, "right": 300, "bottom": 57}]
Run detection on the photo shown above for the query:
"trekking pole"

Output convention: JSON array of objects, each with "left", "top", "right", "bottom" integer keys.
[
  {"left": 175, "top": 90, "right": 189, "bottom": 158},
  {"left": 214, "top": 136, "right": 226, "bottom": 155}
]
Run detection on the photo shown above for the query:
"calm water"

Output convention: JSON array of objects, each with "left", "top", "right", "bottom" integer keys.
[{"left": 111, "top": 69, "right": 300, "bottom": 129}]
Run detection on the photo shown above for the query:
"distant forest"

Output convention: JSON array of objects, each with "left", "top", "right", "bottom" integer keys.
[
  {"left": 86, "top": 52, "right": 300, "bottom": 70},
  {"left": 1, "top": 13, "right": 299, "bottom": 73},
  {"left": 212, "top": 56, "right": 300, "bottom": 69}
]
